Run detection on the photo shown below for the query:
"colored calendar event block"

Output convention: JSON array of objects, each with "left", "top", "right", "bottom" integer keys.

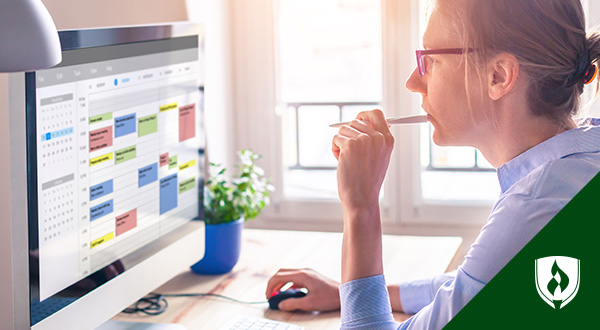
[
  {"left": 168, "top": 155, "right": 178, "bottom": 169},
  {"left": 90, "top": 152, "right": 113, "bottom": 166},
  {"left": 138, "top": 114, "right": 158, "bottom": 137},
  {"left": 179, "top": 103, "right": 196, "bottom": 142},
  {"left": 89, "top": 126, "right": 113, "bottom": 152},
  {"left": 159, "top": 102, "right": 178, "bottom": 112},
  {"left": 160, "top": 174, "right": 178, "bottom": 215},
  {"left": 179, "top": 159, "right": 196, "bottom": 171},
  {"left": 139, "top": 163, "right": 158, "bottom": 187},
  {"left": 90, "top": 199, "right": 114, "bottom": 222},
  {"left": 90, "top": 179, "right": 113, "bottom": 201},
  {"left": 115, "top": 145, "right": 136, "bottom": 164},
  {"left": 91, "top": 232, "right": 114, "bottom": 249},
  {"left": 116, "top": 209, "right": 137, "bottom": 236},
  {"left": 179, "top": 177, "right": 195, "bottom": 194},
  {"left": 160, "top": 153, "right": 169, "bottom": 167},
  {"left": 115, "top": 113, "right": 136, "bottom": 138},
  {"left": 89, "top": 112, "right": 112, "bottom": 124}
]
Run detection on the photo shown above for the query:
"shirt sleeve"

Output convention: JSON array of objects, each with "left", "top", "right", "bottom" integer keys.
[
  {"left": 339, "top": 275, "right": 401, "bottom": 329},
  {"left": 398, "top": 190, "right": 566, "bottom": 329},
  {"left": 399, "top": 272, "right": 456, "bottom": 314},
  {"left": 338, "top": 165, "right": 570, "bottom": 329}
]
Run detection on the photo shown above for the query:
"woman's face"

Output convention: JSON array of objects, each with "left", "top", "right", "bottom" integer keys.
[{"left": 406, "top": 5, "right": 490, "bottom": 147}]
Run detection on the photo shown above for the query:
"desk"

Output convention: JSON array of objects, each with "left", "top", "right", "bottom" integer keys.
[{"left": 111, "top": 229, "right": 462, "bottom": 329}]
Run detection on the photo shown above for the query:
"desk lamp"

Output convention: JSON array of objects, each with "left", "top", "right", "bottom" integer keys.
[{"left": 0, "top": 0, "right": 61, "bottom": 72}]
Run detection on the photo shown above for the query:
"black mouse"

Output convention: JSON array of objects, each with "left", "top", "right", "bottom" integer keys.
[{"left": 268, "top": 288, "right": 307, "bottom": 310}]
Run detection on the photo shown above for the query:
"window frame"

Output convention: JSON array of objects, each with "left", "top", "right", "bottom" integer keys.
[{"left": 230, "top": 0, "right": 493, "bottom": 228}]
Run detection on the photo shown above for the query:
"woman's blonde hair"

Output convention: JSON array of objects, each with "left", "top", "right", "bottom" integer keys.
[{"left": 449, "top": 0, "right": 599, "bottom": 124}]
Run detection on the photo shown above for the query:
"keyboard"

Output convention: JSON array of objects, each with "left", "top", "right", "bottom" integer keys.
[{"left": 218, "top": 314, "right": 304, "bottom": 330}]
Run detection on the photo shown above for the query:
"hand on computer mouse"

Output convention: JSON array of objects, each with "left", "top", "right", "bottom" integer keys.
[
  {"left": 268, "top": 288, "right": 307, "bottom": 310},
  {"left": 265, "top": 268, "right": 341, "bottom": 312}
]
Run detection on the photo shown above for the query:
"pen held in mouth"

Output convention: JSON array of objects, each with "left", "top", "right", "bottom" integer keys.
[{"left": 329, "top": 114, "right": 428, "bottom": 128}]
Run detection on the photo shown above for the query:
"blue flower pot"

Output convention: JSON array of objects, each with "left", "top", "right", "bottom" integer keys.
[{"left": 190, "top": 218, "right": 244, "bottom": 275}]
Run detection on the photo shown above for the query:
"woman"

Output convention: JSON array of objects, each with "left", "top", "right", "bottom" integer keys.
[{"left": 266, "top": 0, "right": 600, "bottom": 328}]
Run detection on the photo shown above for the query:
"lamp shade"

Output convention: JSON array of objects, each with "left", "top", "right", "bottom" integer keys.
[{"left": 0, "top": 0, "right": 61, "bottom": 72}]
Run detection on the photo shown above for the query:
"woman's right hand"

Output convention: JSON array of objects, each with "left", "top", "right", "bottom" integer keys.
[
  {"left": 265, "top": 268, "right": 341, "bottom": 312},
  {"left": 331, "top": 109, "right": 394, "bottom": 215}
]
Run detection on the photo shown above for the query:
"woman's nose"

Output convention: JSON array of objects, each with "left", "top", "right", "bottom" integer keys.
[{"left": 405, "top": 67, "right": 426, "bottom": 95}]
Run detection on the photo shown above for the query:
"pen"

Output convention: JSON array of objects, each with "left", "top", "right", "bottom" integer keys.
[{"left": 329, "top": 114, "right": 428, "bottom": 128}]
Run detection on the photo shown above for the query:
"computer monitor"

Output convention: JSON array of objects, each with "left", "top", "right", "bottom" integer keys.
[{"left": 3, "top": 23, "right": 206, "bottom": 329}]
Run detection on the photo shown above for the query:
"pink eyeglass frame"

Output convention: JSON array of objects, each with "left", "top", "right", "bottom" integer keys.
[{"left": 416, "top": 48, "right": 474, "bottom": 76}]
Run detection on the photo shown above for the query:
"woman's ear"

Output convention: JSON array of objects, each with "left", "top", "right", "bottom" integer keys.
[{"left": 488, "top": 53, "right": 519, "bottom": 100}]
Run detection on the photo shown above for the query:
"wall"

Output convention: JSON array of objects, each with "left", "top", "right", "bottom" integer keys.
[
  {"left": 186, "top": 0, "right": 235, "bottom": 169},
  {"left": 41, "top": 0, "right": 188, "bottom": 30}
]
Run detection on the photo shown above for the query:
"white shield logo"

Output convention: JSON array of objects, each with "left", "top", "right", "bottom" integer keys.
[{"left": 535, "top": 256, "right": 580, "bottom": 309}]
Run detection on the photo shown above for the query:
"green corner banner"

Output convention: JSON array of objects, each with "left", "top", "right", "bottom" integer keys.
[{"left": 444, "top": 172, "right": 600, "bottom": 329}]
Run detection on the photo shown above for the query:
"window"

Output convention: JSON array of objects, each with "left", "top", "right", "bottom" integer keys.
[
  {"left": 415, "top": 0, "right": 499, "bottom": 202},
  {"left": 415, "top": 0, "right": 600, "bottom": 202},
  {"left": 581, "top": 0, "right": 600, "bottom": 120},
  {"left": 277, "top": 0, "right": 383, "bottom": 199},
  {"left": 231, "top": 0, "right": 505, "bottom": 226}
]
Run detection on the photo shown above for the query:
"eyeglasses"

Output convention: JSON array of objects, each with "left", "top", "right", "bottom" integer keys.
[{"left": 415, "top": 48, "right": 474, "bottom": 76}]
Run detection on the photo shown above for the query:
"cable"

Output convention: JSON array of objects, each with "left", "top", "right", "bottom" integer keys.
[
  {"left": 121, "top": 292, "right": 268, "bottom": 316},
  {"left": 122, "top": 293, "right": 168, "bottom": 316},
  {"left": 162, "top": 293, "right": 268, "bottom": 305}
]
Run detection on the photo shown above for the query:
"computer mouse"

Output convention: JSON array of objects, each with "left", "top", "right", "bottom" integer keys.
[{"left": 268, "top": 288, "right": 307, "bottom": 310}]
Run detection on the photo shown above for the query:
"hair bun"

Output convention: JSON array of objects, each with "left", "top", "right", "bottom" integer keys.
[{"left": 566, "top": 45, "right": 592, "bottom": 87}]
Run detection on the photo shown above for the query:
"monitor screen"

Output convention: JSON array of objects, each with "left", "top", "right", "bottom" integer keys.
[{"left": 23, "top": 25, "right": 205, "bottom": 327}]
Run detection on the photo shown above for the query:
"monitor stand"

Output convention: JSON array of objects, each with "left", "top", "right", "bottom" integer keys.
[{"left": 96, "top": 321, "right": 186, "bottom": 330}]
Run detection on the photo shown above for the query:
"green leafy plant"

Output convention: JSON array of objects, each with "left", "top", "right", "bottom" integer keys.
[{"left": 203, "top": 149, "right": 274, "bottom": 225}]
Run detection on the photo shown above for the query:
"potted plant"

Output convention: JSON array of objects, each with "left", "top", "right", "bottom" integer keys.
[{"left": 191, "top": 149, "right": 273, "bottom": 275}]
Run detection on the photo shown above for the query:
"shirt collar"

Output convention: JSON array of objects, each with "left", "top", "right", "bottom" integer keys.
[{"left": 497, "top": 120, "right": 600, "bottom": 194}]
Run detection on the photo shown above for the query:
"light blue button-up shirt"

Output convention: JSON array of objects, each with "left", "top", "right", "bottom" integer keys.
[{"left": 339, "top": 120, "right": 600, "bottom": 329}]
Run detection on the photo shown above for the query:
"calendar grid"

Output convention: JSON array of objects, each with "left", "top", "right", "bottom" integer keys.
[{"left": 35, "top": 53, "right": 203, "bottom": 301}]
